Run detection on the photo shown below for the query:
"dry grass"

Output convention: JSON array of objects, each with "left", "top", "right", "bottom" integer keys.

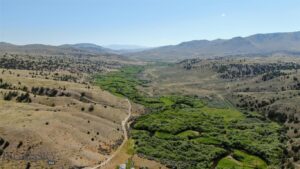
[
  {"left": 0, "top": 68, "right": 129, "bottom": 168},
  {"left": 100, "top": 139, "right": 167, "bottom": 169}
]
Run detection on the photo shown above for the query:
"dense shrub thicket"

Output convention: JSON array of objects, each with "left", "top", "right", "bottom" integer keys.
[{"left": 95, "top": 66, "right": 285, "bottom": 169}]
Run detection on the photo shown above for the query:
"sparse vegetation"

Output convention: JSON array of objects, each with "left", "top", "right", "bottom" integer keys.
[{"left": 212, "top": 62, "right": 300, "bottom": 79}]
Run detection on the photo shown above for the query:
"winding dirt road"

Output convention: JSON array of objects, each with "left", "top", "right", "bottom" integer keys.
[{"left": 84, "top": 99, "right": 132, "bottom": 169}]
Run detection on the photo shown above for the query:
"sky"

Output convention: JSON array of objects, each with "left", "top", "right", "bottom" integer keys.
[{"left": 0, "top": 0, "right": 300, "bottom": 47}]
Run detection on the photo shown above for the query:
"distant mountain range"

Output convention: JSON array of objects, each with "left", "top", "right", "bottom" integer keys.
[
  {"left": 0, "top": 42, "right": 116, "bottom": 56},
  {"left": 105, "top": 44, "right": 149, "bottom": 50},
  {"left": 61, "top": 43, "right": 115, "bottom": 54},
  {"left": 1, "top": 31, "right": 300, "bottom": 61},
  {"left": 127, "top": 31, "right": 300, "bottom": 61},
  {"left": 0, "top": 42, "right": 149, "bottom": 56}
]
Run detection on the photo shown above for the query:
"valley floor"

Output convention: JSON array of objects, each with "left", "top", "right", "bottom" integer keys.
[{"left": 94, "top": 65, "right": 289, "bottom": 169}]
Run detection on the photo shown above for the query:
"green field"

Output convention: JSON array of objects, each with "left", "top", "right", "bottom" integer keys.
[
  {"left": 94, "top": 66, "right": 284, "bottom": 169},
  {"left": 217, "top": 150, "right": 268, "bottom": 169}
]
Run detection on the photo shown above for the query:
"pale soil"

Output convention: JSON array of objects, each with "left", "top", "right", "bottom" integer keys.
[
  {"left": 132, "top": 155, "right": 168, "bottom": 169},
  {"left": 93, "top": 139, "right": 167, "bottom": 169}
]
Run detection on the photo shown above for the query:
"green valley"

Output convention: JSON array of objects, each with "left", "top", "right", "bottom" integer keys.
[{"left": 94, "top": 66, "right": 285, "bottom": 169}]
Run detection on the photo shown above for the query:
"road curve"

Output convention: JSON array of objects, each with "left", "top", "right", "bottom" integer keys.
[{"left": 84, "top": 99, "right": 132, "bottom": 169}]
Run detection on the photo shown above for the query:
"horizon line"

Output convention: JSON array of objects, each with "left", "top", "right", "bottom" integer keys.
[{"left": 1, "top": 30, "right": 299, "bottom": 47}]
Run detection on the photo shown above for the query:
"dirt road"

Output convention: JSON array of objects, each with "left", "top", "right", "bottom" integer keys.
[{"left": 84, "top": 99, "right": 132, "bottom": 169}]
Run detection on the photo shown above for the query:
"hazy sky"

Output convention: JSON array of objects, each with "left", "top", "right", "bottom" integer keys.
[{"left": 1, "top": 0, "right": 300, "bottom": 46}]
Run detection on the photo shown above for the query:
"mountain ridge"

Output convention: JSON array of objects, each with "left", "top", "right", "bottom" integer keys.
[
  {"left": 127, "top": 31, "right": 300, "bottom": 61},
  {"left": 0, "top": 42, "right": 116, "bottom": 56},
  {"left": 2, "top": 31, "right": 300, "bottom": 61}
]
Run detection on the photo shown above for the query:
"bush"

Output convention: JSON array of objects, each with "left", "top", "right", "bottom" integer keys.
[
  {"left": 3, "top": 91, "right": 18, "bottom": 101},
  {"left": 16, "top": 92, "right": 31, "bottom": 103},
  {"left": 88, "top": 105, "right": 94, "bottom": 112}
]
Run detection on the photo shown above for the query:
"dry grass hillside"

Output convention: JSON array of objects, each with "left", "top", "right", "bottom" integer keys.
[{"left": 0, "top": 68, "right": 130, "bottom": 168}]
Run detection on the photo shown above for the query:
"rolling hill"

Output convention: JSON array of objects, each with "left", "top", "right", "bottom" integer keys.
[{"left": 0, "top": 42, "right": 115, "bottom": 56}]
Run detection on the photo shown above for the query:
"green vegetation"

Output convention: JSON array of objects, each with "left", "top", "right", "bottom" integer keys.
[
  {"left": 94, "top": 66, "right": 145, "bottom": 98},
  {"left": 132, "top": 105, "right": 283, "bottom": 169},
  {"left": 94, "top": 66, "right": 284, "bottom": 169},
  {"left": 217, "top": 150, "right": 267, "bottom": 169},
  {"left": 95, "top": 66, "right": 165, "bottom": 109},
  {"left": 200, "top": 107, "right": 244, "bottom": 122},
  {"left": 176, "top": 130, "right": 200, "bottom": 139},
  {"left": 125, "top": 139, "right": 135, "bottom": 155},
  {"left": 192, "top": 137, "right": 221, "bottom": 145}
]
